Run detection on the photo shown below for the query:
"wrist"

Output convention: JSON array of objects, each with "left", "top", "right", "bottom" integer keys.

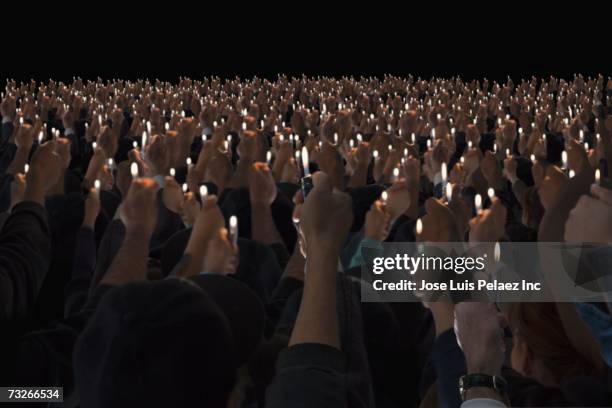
[
  {"left": 82, "top": 214, "right": 98, "bottom": 229},
  {"left": 23, "top": 185, "right": 45, "bottom": 205},
  {"left": 251, "top": 201, "right": 272, "bottom": 212},
  {"left": 306, "top": 241, "right": 342, "bottom": 261},
  {"left": 467, "top": 359, "right": 502, "bottom": 377},
  {"left": 124, "top": 224, "right": 154, "bottom": 242}
]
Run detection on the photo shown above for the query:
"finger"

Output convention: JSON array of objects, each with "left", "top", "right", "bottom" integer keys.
[
  {"left": 424, "top": 197, "right": 452, "bottom": 219},
  {"left": 201, "top": 195, "right": 219, "bottom": 211},
  {"left": 311, "top": 171, "right": 332, "bottom": 193},
  {"left": 591, "top": 184, "right": 612, "bottom": 206}
]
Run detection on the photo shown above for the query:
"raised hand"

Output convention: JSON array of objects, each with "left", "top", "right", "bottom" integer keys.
[
  {"left": 364, "top": 200, "right": 391, "bottom": 241},
  {"left": 250, "top": 162, "right": 277, "bottom": 206},
  {"left": 565, "top": 184, "right": 612, "bottom": 243}
]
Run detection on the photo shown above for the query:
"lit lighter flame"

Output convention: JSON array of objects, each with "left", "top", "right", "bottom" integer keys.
[
  {"left": 130, "top": 162, "right": 138, "bottom": 178},
  {"left": 266, "top": 150, "right": 272, "bottom": 164},
  {"left": 416, "top": 218, "right": 423, "bottom": 235},
  {"left": 229, "top": 215, "right": 238, "bottom": 245},
  {"left": 169, "top": 167, "right": 176, "bottom": 177},
  {"left": 381, "top": 191, "right": 388, "bottom": 203},
  {"left": 24, "top": 163, "right": 29, "bottom": 174},
  {"left": 199, "top": 185, "right": 208, "bottom": 197},
  {"left": 561, "top": 150, "right": 568, "bottom": 168},
  {"left": 186, "top": 157, "right": 192, "bottom": 166},
  {"left": 373, "top": 150, "right": 379, "bottom": 160},
  {"left": 475, "top": 194, "right": 483, "bottom": 213},
  {"left": 393, "top": 167, "right": 400, "bottom": 180},
  {"left": 301, "top": 146, "right": 309, "bottom": 176},
  {"left": 445, "top": 182, "right": 452, "bottom": 202},
  {"left": 494, "top": 242, "right": 501, "bottom": 263},
  {"left": 441, "top": 162, "right": 447, "bottom": 184},
  {"left": 595, "top": 169, "right": 601, "bottom": 184},
  {"left": 569, "top": 170, "right": 575, "bottom": 178},
  {"left": 182, "top": 183, "right": 188, "bottom": 193},
  {"left": 94, "top": 179, "right": 101, "bottom": 195},
  {"left": 487, "top": 188, "right": 495, "bottom": 200}
]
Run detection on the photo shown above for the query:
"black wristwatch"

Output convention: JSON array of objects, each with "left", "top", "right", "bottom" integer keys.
[{"left": 459, "top": 373, "right": 507, "bottom": 401}]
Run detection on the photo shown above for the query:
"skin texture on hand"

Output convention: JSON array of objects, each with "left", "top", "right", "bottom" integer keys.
[
  {"left": 101, "top": 178, "right": 159, "bottom": 286},
  {"left": 289, "top": 172, "right": 352, "bottom": 349}
]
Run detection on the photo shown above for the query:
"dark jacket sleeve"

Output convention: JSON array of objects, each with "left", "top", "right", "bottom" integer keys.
[
  {"left": 265, "top": 343, "right": 348, "bottom": 408},
  {"left": 1, "top": 121, "right": 14, "bottom": 145},
  {"left": 89, "top": 218, "right": 125, "bottom": 292},
  {"left": 0, "top": 201, "right": 51, "bottom": 320},
  {"left": 431, "top": 329, "right": 466, "bottom": 408},
  {"left": 64, "top": 227, "right": 96, "bottom": 317},
  {"left": 150, "top": 190, "right": 183, "bottom": 250},
  {"left": 0, "top": 142, "right": 17, "bottom": 175}
]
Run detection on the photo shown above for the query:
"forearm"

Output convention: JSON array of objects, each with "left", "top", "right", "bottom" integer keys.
[
  {"left": 289, "top": 247, "right": 339, "bottom": 349},
  {"left": 404, "top": 188, "right": 419, "bottom": 219},
  {"left": 251, "top": 202, "right": 283, "bottom": 246},
  {"left": 510, "top": 179, "right": 526, "bottom": 205},
  {"left": 47, "top": 169, "right": 66, "bottom": 196},
  {"left": 99, "top": 227, "right": 151, "bottom": 286},
  {"left": 0, "top": 201, "right": 50, "bottom": 319},
  {"left": 228, "top": 159, "right": 252, "bottom": 189},
  {"left": 348, "top": 163, "right": 368, "bottom": 188},
  {"left": 179, "top": 235, "right": 212, "bottom": 278}
]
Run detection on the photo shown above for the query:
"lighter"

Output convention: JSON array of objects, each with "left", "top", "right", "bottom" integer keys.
[{"left": 300, "top": 146, "right": 313, "bottom": 198}]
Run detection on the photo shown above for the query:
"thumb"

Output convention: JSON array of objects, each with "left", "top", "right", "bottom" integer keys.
[
  {"left": 591, "top": 184, "right": 612, "bottom": 206},
  {"left": 424, "top": 197, "right": 452, "bottom": 219},
  {"left": 311, "top": 171, "right": 332, "bottom": 193}
]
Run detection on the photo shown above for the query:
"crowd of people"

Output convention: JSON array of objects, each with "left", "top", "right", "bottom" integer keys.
[{"left": 0, "top": 74, "right": 611, "bottom": 407}]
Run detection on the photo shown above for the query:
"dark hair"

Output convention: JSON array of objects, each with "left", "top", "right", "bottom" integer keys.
[{"left": 507, "top": 302, "right": 604, "bottom": 384}]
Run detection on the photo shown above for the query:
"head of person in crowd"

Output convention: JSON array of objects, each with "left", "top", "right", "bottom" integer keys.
[
  {"left": 507, "top": 302, "right": 605, "bottom": 387},
  {"left": 74, "top": 275, "right": 265, "bottom": 408}
]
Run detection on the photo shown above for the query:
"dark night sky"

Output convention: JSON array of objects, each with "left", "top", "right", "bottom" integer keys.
[{"left": 4, "top": 16, "right": 609, "bottom": 83}]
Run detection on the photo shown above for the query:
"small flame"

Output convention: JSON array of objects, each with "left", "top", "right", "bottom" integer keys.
[
  {"left": 199, "top": 185, "right": 208, "bottom": 197},
  {"left": 474, "top": 194, "right": 483, "bottom": 213},
  {"left": 445, "top": 182, "right": 452, "bottom": 202},
  {"left": 381, "top": 191, "right": 388, "bottom": 203},
  {"left": 130, "top": 162, "right": 138, "bottom": 178},
  {"left": 301, "top": 147, "right": 309, "bottom": 176}
]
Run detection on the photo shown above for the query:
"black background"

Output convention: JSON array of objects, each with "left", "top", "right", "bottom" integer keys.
[{"left": 3, "top": 12, "right": 609, "bottom": 83}]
